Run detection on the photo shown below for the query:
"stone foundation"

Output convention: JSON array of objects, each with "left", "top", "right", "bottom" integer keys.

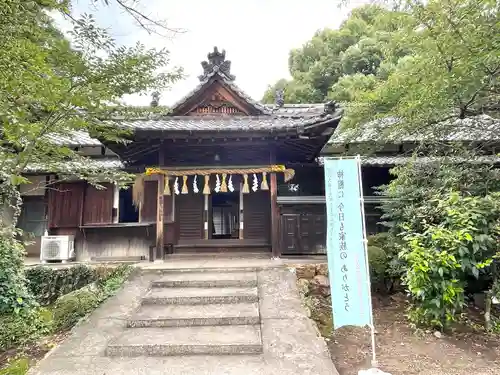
[{"left": 290, "top": 263, "right": 333, "bottom": 337}]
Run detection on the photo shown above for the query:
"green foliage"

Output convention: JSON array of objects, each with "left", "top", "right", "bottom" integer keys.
[
  {"left": 25, "top": 265, "right": 99, "bottom": 306},
  {"left": 338, "top": 0, "right": 500, "bottom": 137},
  {"left": 53, "top": 287, "right": 100, "bottom": 330},
  {"left": 52, "top": 264, "right": 133, "bottom": 330},
  {"left": 0, "top": 234, "right": 36, "bottom": 315},
  {"left": 0, "top": 308, "right": 52, "bottom": 352},
  {"left": 383, "top": 163, "right": 500, "bottom": 328},
  {"left": 402, "top": 235, "right": 465, "bottom": 329},
  {"left": 0, "top": 357, "right": 29, "bottom": 375},
  {"left": 367, "top": 245, "right": 388, "bottom": 291},
  {"left": 262, "top": 4, "right": 412, "bottom": 103}
]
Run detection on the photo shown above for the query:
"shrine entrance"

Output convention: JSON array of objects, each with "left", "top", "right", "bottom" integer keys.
[{"left": 210, "top": 192, "right": 239, "bottom": 240}]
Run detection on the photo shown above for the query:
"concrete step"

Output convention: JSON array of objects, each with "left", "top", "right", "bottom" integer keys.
[
  {"left": 151, "top": 271, "right": 257, "bottom": 288},
  {"left": 142, "top": 286, "right": 259, "bottom": 305},
  {"left": 128, "top": 302, "right": 260, "bottom": 327},
  {"left": 106, "top": 325, "right": 262, "bottom": 357}
]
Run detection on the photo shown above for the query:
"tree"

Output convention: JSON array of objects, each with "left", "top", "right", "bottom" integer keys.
[
  {"left": 339, "top": 0, "right": 500, "bottom": 137},
  {"left": 0, "top": 0, "right": 181, "bottom": 314},
  {"left": 261, "top": 4, "right": 412, "bottom": 103}
]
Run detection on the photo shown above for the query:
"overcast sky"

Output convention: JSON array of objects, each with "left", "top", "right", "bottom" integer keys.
[{"left": 63, "top": 0, "right": 369, "bottom": 106}]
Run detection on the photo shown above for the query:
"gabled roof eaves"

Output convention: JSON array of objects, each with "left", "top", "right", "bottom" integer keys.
[
  {"left": 169, "top": 70, "right": 270, "bottom": 115},
  {"left": 329, "top": 115, "right": 500, "bottom": 144}
]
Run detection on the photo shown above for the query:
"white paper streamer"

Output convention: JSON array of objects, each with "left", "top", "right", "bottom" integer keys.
[
  {"left": 215, "top": 174, "right": 221, "bottom": 193},
  {"left": 252, "top": 173, "right": 258, "bottom": 192},
  {"left": 193, "top": 175, "right": 199, "bottom": 193},
  {"left": 174, "top": 177, "right": 180, "bottom": 195},
  {"left": 228, "top": 175, "right": 234, "bottom": 192}
]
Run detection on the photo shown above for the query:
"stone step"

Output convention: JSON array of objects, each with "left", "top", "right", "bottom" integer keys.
[
  {"left": 106, "top": 325, "right": 262, "bottom": 357},
  {"left": 128, "top": 302, "right": 260, "bottom": 328},
  {"left": 151, "top": 271, "right": 257, "bottom": 288},
  {"left": 142, "top": 286, "right": 259, "bottom": 305}
]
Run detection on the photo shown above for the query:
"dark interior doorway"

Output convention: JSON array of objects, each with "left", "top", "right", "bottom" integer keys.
[
  {"left": 119, "top": 188, "right": 139, "bottom": 223},
  {"left": 211, "top": 192, "right": 239, "bottom": 239}
]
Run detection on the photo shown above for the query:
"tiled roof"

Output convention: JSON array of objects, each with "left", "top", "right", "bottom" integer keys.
[
  {"left": 329, "top": 115, "right": 500, "bottom": 144},
  {"left": 264, "top": 103, "right": 327, "bottom": 115},
  {"left": 318, "top": 155, "right": 500, "bottom": 166},
  {"left": 25, "top": 157, "right": 124, "bottom": 173},
  {"left": 45, "top": 131, "right": 103, "bottom": 147},
  {"left": 116, "top": 113, "right": 339, "bottom": 132}
]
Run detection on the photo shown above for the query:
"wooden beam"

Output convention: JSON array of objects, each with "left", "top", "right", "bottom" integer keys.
[
  {"left": 270, "top": 171, "right": 280, "bottom": 258},
  {"left": 155, "top": 174, "right": 165, "bottom": 261}
]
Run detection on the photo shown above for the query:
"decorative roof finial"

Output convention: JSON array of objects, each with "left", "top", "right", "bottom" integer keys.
[
  {"left": 199, "top": 47, "right": 235, "bottom": 82},
  {"left": 150, "top": 91, "right": 160, "bottom": 107},
  {"left": 275, "top": 89, "right": 284, "bottom": 107}
]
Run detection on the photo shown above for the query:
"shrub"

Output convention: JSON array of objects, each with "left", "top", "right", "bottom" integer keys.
[
  {"left": 0, "top": 234, "right": 36, "bottom": 315},
  {"left": 25, "top": 265, "right": 99, "bottom": 306},
  {"left": 368, "top": 245, "right": 388, "bottom": 291},
  {"left": 53, "top": 287, "right": 100, "bottom": 330},
  {"left": 0, "top": 357, "right": 29, "bottom": 375},
  {"left": 0, "top": 308, "right": 52, "bottom": 351}
]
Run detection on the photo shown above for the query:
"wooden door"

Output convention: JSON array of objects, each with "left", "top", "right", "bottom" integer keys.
[{"left": 176, "top": 193, "right": 204, "bottom": 240}]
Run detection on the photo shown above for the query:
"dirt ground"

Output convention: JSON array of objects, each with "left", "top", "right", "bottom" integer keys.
[{"left": 328, "top": 294, "right": 500, "bottom": 375}]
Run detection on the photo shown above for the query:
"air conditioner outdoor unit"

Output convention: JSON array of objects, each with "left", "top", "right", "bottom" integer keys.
[{"left": 40, "top": 235, "right": 75, "bottom": 263}]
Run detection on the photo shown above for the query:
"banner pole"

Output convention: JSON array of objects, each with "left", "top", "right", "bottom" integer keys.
[{"left": 355, "top": 155, "right": 378, "bottom": 368}]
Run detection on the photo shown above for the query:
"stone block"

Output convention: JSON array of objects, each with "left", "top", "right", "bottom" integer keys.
[{"left": 295, "top": 264, "right": 316, "bottom": 279}]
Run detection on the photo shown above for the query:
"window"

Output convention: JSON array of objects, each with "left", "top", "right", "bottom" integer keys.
[
  {"left": 119, "top": 188, "right": 139, "bottom": 223},
  {"left": 18, "top": 197, "right": 47, "bottom": 236}
]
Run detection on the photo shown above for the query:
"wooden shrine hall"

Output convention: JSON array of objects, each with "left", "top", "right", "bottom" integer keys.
[{"left": 21, "top": 47, "right": 342, "bottom": 262}]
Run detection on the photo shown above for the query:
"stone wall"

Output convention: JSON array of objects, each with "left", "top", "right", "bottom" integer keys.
[{"left": 291, "top": 263, "right": 333, "bottom": 337}]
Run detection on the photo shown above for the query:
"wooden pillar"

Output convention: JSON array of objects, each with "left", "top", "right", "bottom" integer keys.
[
  {"left": 270, "top": 172, "right": 280, "bottom": 258},
  {"left": 239, "top": 184, "right": 244, "bottom": 239},
  {"left": 204, "top": 194, "right": 209, "bottom": 239},
  {"left": 155, "top": 174, "right": 165, "bottom": 261},
  {"left": 112, "top": 183, "right": 119, "bottom": 223}
]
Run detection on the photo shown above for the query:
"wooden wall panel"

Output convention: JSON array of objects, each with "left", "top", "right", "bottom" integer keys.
[
  {"left": 243, "top": 191, "right": 270, "bottom": 242},
  {"left": 78, "top": 226, "right": 153, "bottom": 261},
  {"left": 140, "top": 180, "right": 173, "bottom": 223},
  {"left": 82, "top": 183, "right": 113, "bottom": 225},
  {"left": 48, "top": 182, "right": 85, "bottom": 228},
  {"left": 279, "top": 204, "right": 326, "bottom": 255},
  {"left": 176, "top": 193, "right": 203, "bottom": 241}
]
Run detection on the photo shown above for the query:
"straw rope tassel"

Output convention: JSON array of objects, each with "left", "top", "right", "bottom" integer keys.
[
  {"left": 221, "top": 173, "right": 228, "bottom": 192},
  {"left": 181, "top": 175, "right": 188, "bottom": 194},
  {"left": 261, "top": 172, "right": 269, "bottom": 190},
  {"left": 164, "top": 177, "right": 171, "bottom": 195},
  {"left": 242, "top": 174, "right": 250, "bottom": 194},
  {"left": 203, "top": 175, "right": 210, "bottom": 195}
]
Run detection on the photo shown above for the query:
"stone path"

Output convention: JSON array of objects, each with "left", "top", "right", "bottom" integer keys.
[{"left": 29, "top": 266, "right": 338, "bottom": 375}]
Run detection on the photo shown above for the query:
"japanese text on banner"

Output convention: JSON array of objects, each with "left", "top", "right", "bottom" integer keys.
[{"left": 324, "top": 158, "right": 372, "bottom": 329}]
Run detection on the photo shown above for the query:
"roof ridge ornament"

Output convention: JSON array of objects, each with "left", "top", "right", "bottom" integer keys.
[{"left": 199, "top": 47, "right": 236, "bottom": 82}]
